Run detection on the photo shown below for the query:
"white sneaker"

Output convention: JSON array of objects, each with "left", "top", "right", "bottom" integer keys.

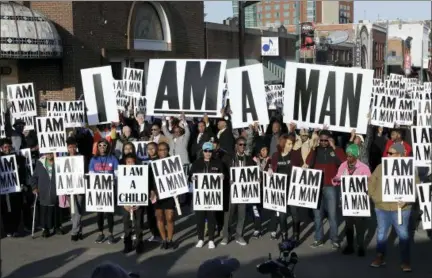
[
  {"left": 120, "top": 233, "right": 125, "bottom": 239},
  {"left": 147, "top": 235, "right": 155, "bottom": 242},
  {"left": 208, "top": 241, "right": 216, "bottom": 249},
  {"left": 196, "top": 240, "right": 204, "bottom": 248},
  {"left": 132, "top": 234, "right": 136, "bottom": 240}
]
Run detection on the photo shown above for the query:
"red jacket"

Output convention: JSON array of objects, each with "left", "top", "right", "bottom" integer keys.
[
  {"left": 306, "top": 147, "right": 346, "bottom": 187},
  {"left": 382, "top": 140, "right": 412, "bottom": 157}
]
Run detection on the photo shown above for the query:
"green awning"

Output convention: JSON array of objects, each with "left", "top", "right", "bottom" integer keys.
[{"left": 225, "top": 59, "right": 282, "bottom": 84}]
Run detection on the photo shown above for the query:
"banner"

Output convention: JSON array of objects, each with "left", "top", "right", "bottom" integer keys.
[
  {"left": 146, "top": 59, "right": 227, "bottom": 118},
  {"left": 86, "top": 173, "right": 115, "bottom": 212},
  {"left": 263, "top": 172, "right": 287, "bottom": 213},
  {"left": 382, "top": 157, "right": 415, "bottom": 203},
  {"left": 55, "top": 156, "right": 85, "bottom": 195},
  {"left": 132, "top": 141, "right": 149, "bottom": 161},
  {"left": 341, "top": 175, "right": 371, "bottom": 217},
  {"left": 123, "top": 67, "right": 144, "bottom": 97},
  {"left": 36, "top": 117, "right": 67, "bottom": 154},
  {"left": 288, "top": 166, "right": 322, "bottom": 209},
  {"left": 411, "top": 126, "right": 432, "bottom": 167},
  {"left": 47, "top": 101, "right": 85, "bottom": 128},
  {"left": 192, "top": 173, "right": 223, "bottom": 211},
  {"left": 117, "top": 165, "right": 149, "bottom": 206},
  {"left": 150, "top": 155, "right": 189, "bottom": 199},
  {"left": 283, "top": 62, "right": 374, "bottom": 133},
  {"left": 230, "top": 166, "right": 260, "bottom": 204},
  {"left": 0, "top": 155, "right": 21, "bottom": 195},
  {"left": 416, "top": 183, "right": 431, "bottom": 230},
  {"left": 6, "top": 83, "right": 37, "bottom": 130}
]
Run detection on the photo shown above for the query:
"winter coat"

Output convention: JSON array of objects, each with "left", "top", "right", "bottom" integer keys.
[{"left": 31, "top": 156, "right": 57, "bottom": 206}]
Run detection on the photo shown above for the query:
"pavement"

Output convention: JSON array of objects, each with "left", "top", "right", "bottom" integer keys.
[{"left": 1, "top": 207, "right": 432, "bottom": 278}]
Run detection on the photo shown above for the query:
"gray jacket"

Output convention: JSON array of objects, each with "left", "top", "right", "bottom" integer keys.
[
  {"left": 162, "top": 121, "right": 191, "bottom": 165},
  {"left": 31, "top": 156, "right": 57, "bottom": 206}
]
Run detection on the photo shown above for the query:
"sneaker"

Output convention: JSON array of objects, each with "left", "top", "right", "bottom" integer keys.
[
  {"left": 251, "top": 230, "right": 261, "bottom": 239},
  {"left": 55, "top": 227, "right": 65, "bottom": 235},
  {"left": 370, "top": 254, "right": 386, "bottom": 268},
  {"left": 167, "top": 240, "right": 176, "bottom": 249},
  {"left": 71, "top": 234, "right": 79, "bottom": 242},
  {"left": 95, "top": 234, "right": 105, "bottom": 244},
  {"left": 208, "top": 240, "right": 216, "bottom": 249},
  {"left": 357, "top": 247, "right": 365, "bottom": 257},
  {"left": 121, "top": 233, "right": 125, "bottom": 239},
  {"left": 342, "top": 245, "right": 354, "bottom": 255},
  {"left": 147, "top": 235, "right": 155, "bottom": 242},
  {"left": 332, "top": 242, "right": 340, "bottom": 250},
  {"left": 220, "top": 238, "right": 229, "bottom": 245},
  {"left": 107, "top": 234, "right": 115, "bottom": 244},
  {"left": 270, "top": 232, "right": 277, "bottom": 240},
  {"left": 236, "top": 237, "right": 247, "bottom": 246},
  {"left": 310, "top": 241, "right": 324, "bottom": 248},
  {"left": 195, "top": 240, "right": 204, "bottom": 248},
  {"left": 401, "top": 264, "right": 412, "bottom": 272},
  {"left": 6, "top": 233, "right": 12, "bottom": 238},
  {"left": 148, "top": 235, "right": 162, "bottom": 242}
]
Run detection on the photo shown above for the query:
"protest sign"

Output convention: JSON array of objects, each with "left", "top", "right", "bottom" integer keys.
[
  {"left": 411, "top": 126, "right": 432, "bottom": 167},
  {"left": 230, "top": 166, "right": 260, "bottom": 204},
  {"left": 55, "top": 156, "right": 85, "bottom": 196},
  {"left": 385, "top": 78, "right": 405, "bottom": 97},
  {"left": 266, "top": 84, "right": 284, "bottom": 110},
  {"left": 151, "top": 155, "right": 189, "bottom": 199},
  {"left": 382, "top": 157, "right": 415, "bottom": 203},
  {"left": 370, "top": 94, "right": 397, "bottom": 128},
  {"left": 133, "top": 96, "right": 146, "bottom": 115},
  {"left": 47, "top": 101, "right": 85, "bottom": 128},
  {"left": 6, "top": 83, "right": 37, "bottom": 118},
  {"left": 117, "top": 165, "right": 148, "bottom": 206},
  {"left": 263, "top": 172, "right": 287, "bottom": 213},
  {"left": 86, "top": 173, "right": 115, "bottom": 212},
  {"left": 114, "top": 80, "right": 128, "bottom": 111},
  {"left": 146, "top": 59, "right": 227, "bottom": 118},
  {"left": 123, "top": 67, "right": 144, "bottom": 97},
  {"left": 36, "top": 116, "right": 67, "bottom": 154},
  {"left": 19, "top": 148, "right": 33, "bottom": 184},
  {"left": 0, "top": 111, "right": 5, "bottom": 138},
  {"left": 0, "top": 155, "right": 21, "bottom": 195},
  {"left": 226, "top": 64, "right": 270, "bottom": 129},
  {"left": 192, "top": 173, "right": 223, "bottom": 211},
  {"left": 341, "top": 175, "right": 371, "bottom": 217},
  {"left": 416, "top": 183, "right": 431, "bottom": 230},
  {"left": 81, "top": 66, "right": 119, "bottom": 125},
  {"left": 416, "top": 99, "right": 431, "bottom": 126},
  {"left": 132, "top": 141, "right": 149, "bottom": 161},
  {"left": 283, "top": 62, "right": 373, "bottom": 133},
  {"left": 288, "top": 166, "right": 322, "bottom": 209}
]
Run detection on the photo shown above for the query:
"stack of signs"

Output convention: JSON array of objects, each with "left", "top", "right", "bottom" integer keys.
[
  {"left": 370, "top": 78, "right": 384, "bottom": 109},
  {"left": 55, "top": 156, "right": 86, "bottom": 195},
  {"left": 283, "top": 62, "right": 374, "bottom": 134},
  {"left": 288, "top": 166, "right": 322, "bottom": 209},
  {"left": 410, "top": 126, "right": 432, "bottom": 168},
  {"left": 47, "top": 101, "right": 85, "bottom": 128},
  {"left": 192, "top": 173, "right": 223, "bottom": 211},
  {"left": 117, "top": 165, "right": 149, "bottom": 206},
  {"left": 386, "top": 74, "right": 405, "bottom": 97},
  {"left": 86, "top": 173, "right": 115, "bottom": 212},
  {"left": 262, "top": 172, "right": 287, "bottom": 213},
  {"left": 416, "top": 97, "right": 431, "bottom": 126},
  {"left": 123, "top": 67, "right": 143, "bottom": 97},
  {"left": 133, "top": 141, "right": 149, "bottom": 161},
  {"left": 19, "top": 148, "right": 33, "bottom": 185},
  {"left": 151, "top": 155, "right": 189, "bottom": 199},
  {"left": 416, "top": 183, "right": 431, "bottom": 230},
  {"left": 36, "top": 117, "right": 67, "bottom": 154},
  {"left": 382, "top": 157, "right": 415, "bottom": 203},
  {"left": 230, "top": 166, "right": 260, "bottom": 204},
  {"left": 0, "top": 155, "right": 20, "bottom": 194},
  {"left": 114, "top": 80, "right": 128, "bottom": 111},
  {"left": 6, "top": 83, "right": 37, "bottom": 130},
  {"left": 265, "top": 84, "right": 284, "bottom": 110},
  {"left": 133, "top": 96, "right": 146, "bottom": 115},
  {"left": 341, "top": 175, "right": 371, "bottom": 217},
  {"left": 226, "top": 64, "right": 269, "bottom": 129}
]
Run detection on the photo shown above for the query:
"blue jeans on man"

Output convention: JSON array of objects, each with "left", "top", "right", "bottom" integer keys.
[{"left": 313, "top": 186, "right": 339, "bottom": 243}]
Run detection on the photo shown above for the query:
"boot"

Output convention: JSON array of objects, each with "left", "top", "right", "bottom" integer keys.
[
  {"left": 342, "top": 228, "right": 355, "bottom": 255},
  {"left": 135, "top": 239, "right": 145, "bottom": 254},
  {"left": 123, "top": 235, "right": 134, "bottom": 254},
  {"left": 292, "top": 222, "right": 300, "bottom": 243}
]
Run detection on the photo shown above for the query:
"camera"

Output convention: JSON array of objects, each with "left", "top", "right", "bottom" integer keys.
[{"left": 256, "top": 239, "right": 298, "bottom": 278}]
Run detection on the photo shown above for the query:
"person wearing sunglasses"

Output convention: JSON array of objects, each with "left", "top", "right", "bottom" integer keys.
[
  {"left": 305, "top": 130, "right": 346, "bottom": 249},
  {"left": 368, "top": 143, "right": 419, "bottom": 272},
  {"left": 332, "top": 144, "right": 371, "bottom": 256},
  {"left": 89, "top": 138, "right": 119, "bottom": 244},
  {"left": 189, "top": 142, "right": 224, "bottom": 249},
  {"left": 149, "top": 123, "right": 168, "bottom": 144}
]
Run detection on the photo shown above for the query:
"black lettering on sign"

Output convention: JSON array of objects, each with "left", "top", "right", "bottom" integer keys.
[
  {"left": 398, "top": 99, "right": 413, "bottom": 110},
  {"left": 339, "top": 73, "right": 362, "bottom": 127},
  {"left": 95, "top": 191, "right": 113, "bottom": 207},
  {"left": 270, "top": 191, "right": 286, "bottom": 207},
  {"left": 119, "top": 193, "right": 148, "bottom": 204},
  {"left": 93, "top": 73, "right": 107, "bottom": 123},
  {"left": 294, "top": 68, "right": 319, "bottom": 122},
  {"left": 201, "top": 175, "right": 222, "bottom": 190},
  {"left": 319, "top": 71, "right": 336, "bottom": 125},
  {"left": 93, "top": 175, "right": 113, "bottom": 190},
  {"left": 418, "top": 114, "right": 432, "bottom": 126},
  {"left": 236, "top": 167, "right": 259, "bottom": 183},
  {"left": 393, "top": 179, "right": 413, "bottom": 196},
  {"left": 122, "top": 166, "right": 143, "bottom": 176},
  {"left": 241, "top": 183, "right": 259, "bottom": 199},
  {"left": 241, "top": 71, "right": 258, "bottom": 122},
  {"left": 291, "top": 168, "right": 321, "bottom": 186},
  {"left": 268, "top": 174, "right": 286, "bottom": 191},
  {"left": 8, "top": 83, "right": 34, "bottom": 99},
  {"left": 166, "top": 173, "right": 187, "bottom": 191},
  {"left": 154, "top": 61, "right": 180, "bottom": 111},
  {"left": 161, "top": 156, "right": 182, "bottom": 175},
  {"left": 422, "top": 204, "right": 431, "bottom": 223},
  {"left": 46, "top": 134, "right": 65, "bottom": 148},
  {"left": 298, "top": 186, "right": 318, "bottom": 203},
  {"left": 134, "top": 142, "right": 148, "bottom": 160},
  {"left": 202, "top": 191, "right": 221, "bottom": 206},
  {"left": 374, "top": 95, "right": 396, "bottom": 109},
  {"left": 343, "top": 194, "right": 369, "bottom": 210},
  {"left": 0, "top": 156, "right": 18, "bottom": 191},
  {"left": 16, "top": 99, "right": 35, "bottom": 113},
  {"left": 0, "top": 156, "right": 16, "bottom": 172},
  {"left": 124, "top": 68, "right": 143, "bottom": 81}
]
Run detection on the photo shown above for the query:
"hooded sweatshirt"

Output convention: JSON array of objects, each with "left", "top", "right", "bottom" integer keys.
[{"left": 89, "top": 140, "right": 119, "bottom": 175}]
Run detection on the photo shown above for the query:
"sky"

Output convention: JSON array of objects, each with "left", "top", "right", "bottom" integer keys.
[{"left": 204, "top": 1, "right": 432, "bottom": 24}]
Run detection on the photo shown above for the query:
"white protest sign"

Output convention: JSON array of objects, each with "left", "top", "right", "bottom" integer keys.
[
  {"left": 341, "top": 175, "right": 371, "bottom": 217},
  {"left": 226, "top": 64, "right": 270, "bottom": 128},
  {"left": 283, "top": 62, "right": 374, "bottom": 134},
  {"left": 19, "top": 148, "right": 33, "bottom": 184},
  {"left": 370, "top": 94, "right": 397, "bottom": 128},
  {"left": 133, "top": 141, "right": 149, "bottom": 161},
  {"left": 230, "top": 166, "right": 260, "bottom": 204},
  {"left": 117, "top": 165, "right": 149, "bottom": 206},
  {"left": 192, "top": 173, "right": 223, "bottom": 211},
  {"left": 81, "top": 66, "right": 119, "bottom": 125},
  {"left": 150, "top": 155, "right": 189, "bottom": 199},
  {"left": 395, "top": 98, "right": 414, "bottom": 126},
  {"left": 55, "top": 156, "right": 85, "bottom": 195},
  {"left": 36, "top": 117, "right": 67, "bottom": 154},
  {"left": 416, "top": 183, "right": 431, "bottom": 230},
  {"left": 123, "top": 67, "right": 143, "bottom": 97},
  {"left": 416, "top": 99, "right": 431, "bottom": 126},
  {"left": 114, "top": 80, "right": 128, "bottom": 111},
  {"left": 385, "top": 77, "right": 405, "bottom": 97},
  {"left": 263, "top": 172, "right": 287, "bottom": 213},
  {"left": 288, "top": 166, "right": 322, "bottom": 209},
  {"left": 382, "top": 157, "right": 416, "bottom": 203},
  {"left": 0, "top": 155, "right": 21, "bottom": 195},
  {"left": 411, "top": 126, "right": 432, "bottom": 167},
  {"left": 133, "top": 96, "right": 146, "bottom": 115},
  {"left": 0, "top": 111, "right": 6, "bottom": 138},
  {"left": 146, "top": 59, "right": 227, "bottom": 118},
  {"left": 266, "top": 84, "right": 284, "bottom": 110},
  {"left": 47, "top": 101, "right": 85, "bottom": 128},
  {"left": 6, "top": 83, "right": 37, "bottom": 118},
  {"left": 86, "top": 173, "right": 115, "bottom": 212}
]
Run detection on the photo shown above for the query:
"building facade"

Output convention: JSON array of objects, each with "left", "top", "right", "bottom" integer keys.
[{"left": 231, "top": 0, "right": 259, "bottom": 28}]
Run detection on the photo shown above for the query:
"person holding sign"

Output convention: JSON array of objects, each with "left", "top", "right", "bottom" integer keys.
[
  {"left": 190, "top": 142, "right": 224, "bottom": 249},
  {"left": 332, "top": 144, "right": 371, "bottom": 256},
  {"left": 89, "top": 138, "right": 119, "bottom": 245},
  {"left": 145, "top": 142, "right": 161, "bottom": 242},
  {"left": 368, "top": 143, "right": 419, "bottom": 272},
  {"left": 382, "top": 128, "right": 412, "bottom": 157}
]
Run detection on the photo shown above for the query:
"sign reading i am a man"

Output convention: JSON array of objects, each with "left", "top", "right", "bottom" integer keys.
[
  {"left": 86, "top": 173, "right": 115, "bottom": 212},
  {"left": 193, "top": 173, "right": 223, "bottom": 211},
  {"left": 341, "top": 175, "right": 371, "bottom": 217},
  {"left": 36, "top": 117, "right": 67, "bottom": 154},
  {"left": 230, "top": 166, "right": 260, "bottom": 204},
  {"left": 55, "top": 156, "right": 85, "bottom": 195},
  {"left": 288, "top": 166, "right": 322, "bottom": 209},
  {"left": 382, "top": 157, "right": 416, "bottom": 203}
]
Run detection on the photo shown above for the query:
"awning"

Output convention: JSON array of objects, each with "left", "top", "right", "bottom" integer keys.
[
  {"left": 0, "top": 1, "right": 62, "bottom": 59},
  {"left": 225, "top": 59, "right": 282, "bottom": 84}
]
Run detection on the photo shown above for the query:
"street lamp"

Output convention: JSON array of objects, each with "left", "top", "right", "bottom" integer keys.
[{"left": 238, "top": 1, "right": 259, "bottom": 66}]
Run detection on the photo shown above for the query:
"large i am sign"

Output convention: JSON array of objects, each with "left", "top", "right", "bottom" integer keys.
[
  {"left": 145, "top": 59, "right": 227, "bottom": 118},
  {"left": 283, "top": 62, "right": 374, "bottom": 134},
  {"left": 55, "top": 156, "right": 85, "bottom": 195},
  {"left": 36, "top": 117, "right": 67, "bottom": 154},
  {"left": 7, "top": 83, "right": 37, "bottom": 131}
]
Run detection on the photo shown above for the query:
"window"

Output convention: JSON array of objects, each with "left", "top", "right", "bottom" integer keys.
[
  {"left": 257, "top": 6, "right": 262, "bottom": 12},
  {"left": 347, "top": 5, "right": 351, "bottom": 11},
  {"left": 274, "top": 20, "right": 280, "bottom": 26},
  {"left": 391, "top": 51, "right": 396, "bottom": 57},
  {"left": 110, "top": 62, "right": 123, "bottom": 80},
  {"left": 265, "top": 5, "right": 271, "bottom": 11},
  {"left": 284, "top": 19, "right": 290, "bottom": 25},
  {"left": 258, "top": 13, "right": 261, "bottom": 19},
  {"left": 266, "top": 13, "right": 271, "bottom": 19},
  {"left": 276, "top": 12, "right": 279, "bottom": 17},
  {"left": 284, "top": 11, "right": 289, "bottom": 17},
  {"left": 275, "top": 4, "right": 280, "bottom": 10},
  {"left": 284, "top": 4, "right": 289, "bottom": 9}
]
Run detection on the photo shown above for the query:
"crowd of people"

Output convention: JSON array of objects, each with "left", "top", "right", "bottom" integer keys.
[{"left": 1, "top": 102, "right": 431, "bottom": 276}]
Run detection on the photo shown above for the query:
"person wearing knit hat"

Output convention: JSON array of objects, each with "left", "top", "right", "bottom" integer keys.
[{"left": 346, "top": 144, "right": 359, "bottom": 158}]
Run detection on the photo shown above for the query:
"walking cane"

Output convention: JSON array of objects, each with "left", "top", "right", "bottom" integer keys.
[{"left": 32, "top": 193, "right": 38, "bottom": 239}]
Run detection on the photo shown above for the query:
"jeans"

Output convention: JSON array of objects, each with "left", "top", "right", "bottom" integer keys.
[
  {"left": 71, "top": 195, "right": 85, "bottom": 235},
  {"left": 97, "top": 212, "right": 114, "bottom": 234},
  {"left": 375, "top": 208, "right": 411, "bottom": 264},
  {"left": 313, "top": 186, "right": 339, "bottom": 242}
]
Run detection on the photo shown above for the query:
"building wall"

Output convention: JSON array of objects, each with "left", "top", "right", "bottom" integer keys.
[
  {"left": 321, "top": 2, "right": 338, "bottom": 24},
  {"left": 372, "top": 28, "right": 386, "bottom": 79}
]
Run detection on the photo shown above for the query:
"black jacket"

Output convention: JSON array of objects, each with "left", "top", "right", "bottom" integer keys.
[
  {"left": 190, "top": 129, "right": 214, "bottom": 160},
  {"left": 31, "top": 157, "right": 57, "bottom": 206},
  {"left": 0, "top": 152, "right": 27, "bottom": 190},
  {"left": 189, "top": 157, "right": 224, "bottom": 180}
]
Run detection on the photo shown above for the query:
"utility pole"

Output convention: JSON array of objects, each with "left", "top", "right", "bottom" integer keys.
[
  {"left": 295, "top": 1, "right": 301, "bottom": 62},
  {"left": 384, "top": 20, "right": 389, "bottom": 78},
  {"left": 238, "top": 1, "right": 259, "bottom": 67}
]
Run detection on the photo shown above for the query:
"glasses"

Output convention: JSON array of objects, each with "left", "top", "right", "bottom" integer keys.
[
  {"left": 98, "top": 144, "right": 108, "bottom": 147},
  {"left": 320, "top": 140, "right": 328, "bottom": 142},
  {"left": 237, "top": 143, "right": 246, "bottom": 146},
  {"left": 387, "top": 151, "right": 397, "bottom": 156},
  {"left": 203, "top": 150, "right": 212, "bottom": 153}
]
